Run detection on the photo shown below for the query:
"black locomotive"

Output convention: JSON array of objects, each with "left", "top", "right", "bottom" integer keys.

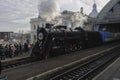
[{"left": 31, "top": 24, "right": 103, "bottom": 59}]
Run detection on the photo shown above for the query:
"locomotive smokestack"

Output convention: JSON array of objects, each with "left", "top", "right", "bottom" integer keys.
[{"left": 80, "top": 7, "right": 83, "bottom": 14}]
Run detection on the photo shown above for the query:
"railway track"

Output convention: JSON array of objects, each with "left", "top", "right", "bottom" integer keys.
[
  {"left": 49, "top": 47, "right": 120, "bottom": 80},
  {"left": 2, "top": 57, "right": 40, "bottom": 70}
]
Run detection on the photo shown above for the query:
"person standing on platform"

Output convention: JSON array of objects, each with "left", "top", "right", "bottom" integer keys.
[
  {"left": 0, "top": 44, "right": 4, "bottom": 60},
  {"left": 0, "top": 60, "right": 2, "bottom": 75},
  {"left": 28, "top": 44, "right": 33, "bottom": 55},
  {"left": 19, "top": 43, "right": 22, "bottom": 55},
  {"left": 24, "top": 43, "right": 28, "bottom": 53}
]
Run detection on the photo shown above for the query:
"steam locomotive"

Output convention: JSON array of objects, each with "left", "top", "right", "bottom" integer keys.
[{"left": 31, "top": 24, "right": 120, "bottom": 59}]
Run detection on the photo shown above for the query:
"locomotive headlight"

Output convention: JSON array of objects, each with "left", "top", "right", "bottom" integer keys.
[{"left": 38, "top": 33, "right": 44, "bottom": 40}]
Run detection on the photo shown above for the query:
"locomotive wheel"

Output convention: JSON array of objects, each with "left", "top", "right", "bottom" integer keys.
[
  {"left": 77, "top": 45, "right": 82, "bottom": 51},
  {"left": 65, "top": 48, "right": 70, "bottom": 53},
  {"left": 64, "top": 45, "right": 70, "bottom": 53},
  {"left": 73, "top": 44, "right": 77, "bottom": 52},
  {"left": 70, "top": 47, "right": 73, "bottom": 52},
  {"left": 75, "top": 46, "right": 78, "bottom": 51},
  {"left": 71, "top": 45, "right": 75, "bottom": 52},
  {"left": 45, "top": 55, "right": 49, "bottom": 59},
  {"left": 43, "top": 51, "right": 50, "bottom": 59}
]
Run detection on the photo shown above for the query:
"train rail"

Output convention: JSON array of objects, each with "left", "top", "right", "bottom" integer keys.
[
  {"left": 2, "top": 57, "right": 40, "bottom": 70},
  {"left": 49, "top": 47, "right": 120, "bottom": 80}
]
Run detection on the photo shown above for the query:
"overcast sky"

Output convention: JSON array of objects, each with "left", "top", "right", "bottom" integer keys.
[{"left": 0, "top": 0, "right": 110, "bottom": 32}]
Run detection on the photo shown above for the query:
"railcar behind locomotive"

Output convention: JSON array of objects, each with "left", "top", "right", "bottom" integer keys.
[
  {"left": 31, "top": 25, "right": 120, "bottom": 59},
  {"left": 99, "top": 31, "right": 120, "bottom": 43}
]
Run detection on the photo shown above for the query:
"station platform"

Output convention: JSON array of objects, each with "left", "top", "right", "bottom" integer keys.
[
  {"left": 1, "top": 42, "right": 120, "bottom": 80},
  {"left": 94, "top": 57, "right": 120, "bottom": 80},
  {"left": 1, "top": 53, "right": 30, "bottom": 63}
]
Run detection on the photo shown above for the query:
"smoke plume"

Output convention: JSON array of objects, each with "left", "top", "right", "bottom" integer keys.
[
  {"left": 38, "top": 0, "right": 88, "bottom": 29},
  {"left": 38, "top": 0, "right": 60, "bottom": 21},
  {"left": 71, "top": 13, "right": 88, "bottom": 28}
]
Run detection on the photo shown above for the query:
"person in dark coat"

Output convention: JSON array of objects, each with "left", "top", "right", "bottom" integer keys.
[
  {"left": 19, "top": 43, "right": 22, "bottom": 55},
  {"left": 24, "top": 43, "right": 28, "bottom": 53},
  {"left": 0, "top": 44, "right": 4, "bottom": 60},
  {"left": 0, "top": 60, "right": 2, "bottom": 75}
]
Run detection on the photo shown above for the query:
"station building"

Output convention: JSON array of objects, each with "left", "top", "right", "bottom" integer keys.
[
  {"left": 0, "top": 32, "right": 13, "bottom": 41},
  {"left": 84, "top": 2, "right": 98, "bottom": 31},
  {"left": 95, "top": 0, "right": 120, "bottom": 33}
]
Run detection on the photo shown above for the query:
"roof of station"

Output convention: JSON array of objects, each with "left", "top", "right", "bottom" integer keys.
[{"left": 96, "top": 0, "right": 120, "bottom": 24}]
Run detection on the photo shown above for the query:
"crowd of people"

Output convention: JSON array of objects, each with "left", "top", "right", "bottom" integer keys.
[{"left": 0, "top": 43, "right": 33, "bottom": 60}]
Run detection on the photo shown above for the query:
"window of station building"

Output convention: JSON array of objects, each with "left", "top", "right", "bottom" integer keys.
[
  {"left": 40, "top": 24, "right": 42, "bottom": 27},
  {"left": 110, "top": 7, "right": 114, "bottom": 13},
  {"left": 118, "top": 1, "right": 120, "bottom": 5},
  {"left": 42, "top": 23, "right": 44, "bottom": 27},
  {"left": 34, "top": 35, "right": 36, "bottom": 40},
  {"left": 34, "top": 25, "right": 36, "bottom": 30},
  {"left": 37, "top": 25, "right": 39, "bottom": 30}
]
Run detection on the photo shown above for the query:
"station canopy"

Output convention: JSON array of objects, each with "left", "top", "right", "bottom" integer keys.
[{"left": 96, "top": 0, "right": 120, "bottom": 32}]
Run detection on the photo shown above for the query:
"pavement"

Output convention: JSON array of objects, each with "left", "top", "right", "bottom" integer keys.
[
  {"left": 0, "top": 75, "right": 8, "bottom": 80},
  {"left": 93, "top": 57, "right": 120, "bottom": 80},
  {"left": 1, "top": 53, "right": 30, "bottom": 63}
]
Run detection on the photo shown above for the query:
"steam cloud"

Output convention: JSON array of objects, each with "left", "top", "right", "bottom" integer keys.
[
  {"left": 38, "top": 0, "right": 88, "bottom": 29},
  {"left": 38, "top": 0, "right": 60, "bottom": 21},
  {"left": 71, "top": 13, "right": 88, "bottom": 28}
]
